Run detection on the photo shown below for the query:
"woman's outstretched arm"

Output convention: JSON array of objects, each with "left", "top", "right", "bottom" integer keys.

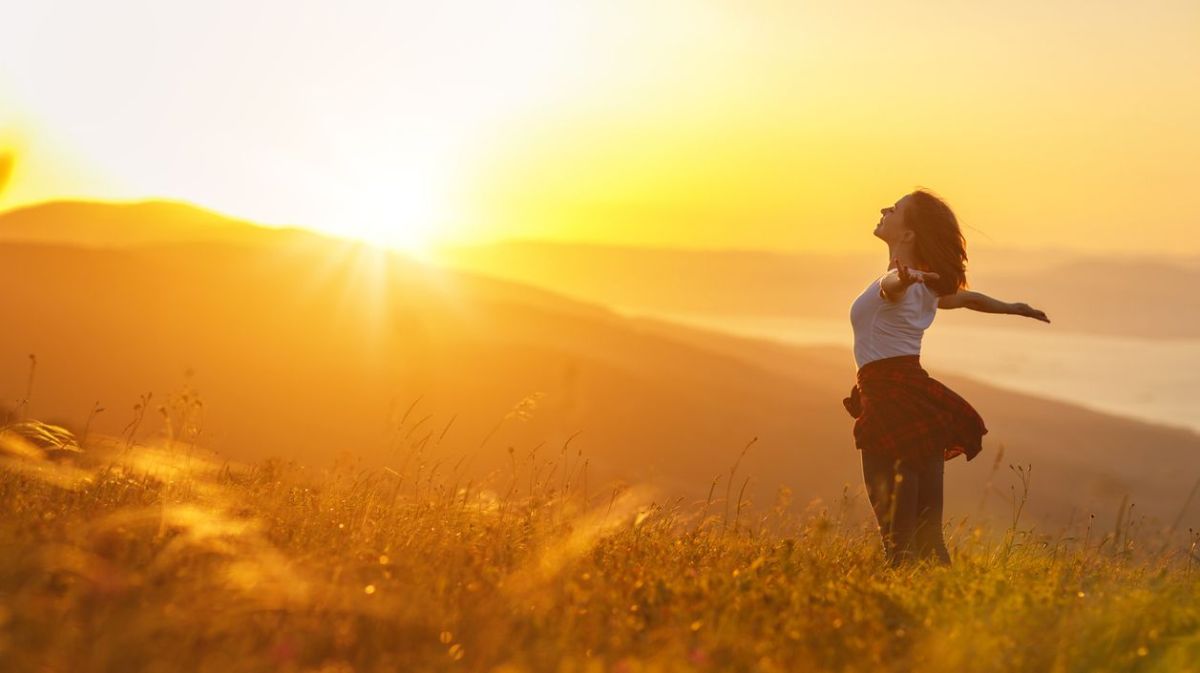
[{"left": 937, "top": 290, "right": 1051, "bottom": 322}]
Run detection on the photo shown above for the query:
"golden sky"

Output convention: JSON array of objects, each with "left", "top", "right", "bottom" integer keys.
[{"left": 1, "top": 0, "right": 1197, "bottom": 255}]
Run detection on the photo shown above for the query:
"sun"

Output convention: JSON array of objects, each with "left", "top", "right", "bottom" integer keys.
[
  {"left": 307, "top": 171, "right": 456, "bottom": 261},
  {"left": 336, "top": 200, "right": 441, "bottom": 258}
]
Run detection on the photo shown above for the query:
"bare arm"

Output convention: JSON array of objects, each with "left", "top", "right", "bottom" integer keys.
[
  {"left": 938, "top": 290, "right": 1051, "bottom": 322},
  {"left": 936, "top": 290, "right": 1007, "bottom": 313}
]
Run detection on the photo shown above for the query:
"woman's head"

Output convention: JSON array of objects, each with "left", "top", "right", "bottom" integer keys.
[{"left": 873, "top": 187, "right": 968, "bottom": 296}]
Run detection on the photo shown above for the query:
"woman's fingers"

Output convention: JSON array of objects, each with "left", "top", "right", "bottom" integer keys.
[
  {"left": 1018, "top": 303, "right": 1051, "bottom": 322},
  {"left": 893, "top": 260, "right": 940, "bottom": 284}
]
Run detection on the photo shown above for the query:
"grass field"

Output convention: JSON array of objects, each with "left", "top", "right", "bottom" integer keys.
[{"left": 1, "top": 413, "right": 1199, "bottom": 673}]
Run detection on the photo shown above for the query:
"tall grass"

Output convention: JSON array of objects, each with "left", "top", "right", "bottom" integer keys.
[{"left": 0, "top": 408, "right": 1198, "bottom": 673}]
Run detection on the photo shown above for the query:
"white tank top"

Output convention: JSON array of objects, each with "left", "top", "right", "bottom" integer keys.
[{"left": 849, "top": 271, "right": 939, "bottom": 370}]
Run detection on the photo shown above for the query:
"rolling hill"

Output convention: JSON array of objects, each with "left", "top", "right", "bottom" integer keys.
[{"left": 2, "top": 200, "right": 1198, "bottom": 534}]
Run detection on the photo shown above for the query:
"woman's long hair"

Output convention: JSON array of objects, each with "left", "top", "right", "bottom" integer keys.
[{"left": 905, "top": 187, "right": 969, "bottom": 296}]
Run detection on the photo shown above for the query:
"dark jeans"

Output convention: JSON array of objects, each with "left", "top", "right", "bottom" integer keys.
[{"left": 860, "top": 449, "right": 951, "bottom": 568}]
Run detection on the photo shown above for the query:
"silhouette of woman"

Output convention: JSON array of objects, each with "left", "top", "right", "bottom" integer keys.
[{"left": 843, "top": 188, "right": 1050, "bottom": 568}]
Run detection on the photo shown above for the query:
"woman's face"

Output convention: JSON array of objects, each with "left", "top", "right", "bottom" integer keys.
[{"left": 874, "top": 194, "right": 915, "bottom": 245}]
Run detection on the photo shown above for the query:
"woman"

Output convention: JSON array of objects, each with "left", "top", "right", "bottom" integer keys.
[{"left": 843, "top": 188, "right": 1050, "bottom": 568}]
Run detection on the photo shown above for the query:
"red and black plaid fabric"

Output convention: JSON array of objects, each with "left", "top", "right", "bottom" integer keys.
[{"left": 842, "top": 354, "right": 988, "bottom": 462}]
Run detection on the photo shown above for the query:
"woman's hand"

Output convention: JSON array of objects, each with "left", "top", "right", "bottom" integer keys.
[
  {"left": 880, "top": 258, "right": 941, "bottom": 301},
  {"left": 1010, "top": 302, "right": 1051, "bottom": 323},
  {"left": 894, "top": 258, "right": 939, "bottom": 286}
]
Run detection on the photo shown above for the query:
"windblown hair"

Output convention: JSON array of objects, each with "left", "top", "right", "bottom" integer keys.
[{"left": 904, "top": 187, "right": 969, "bottom": 297}]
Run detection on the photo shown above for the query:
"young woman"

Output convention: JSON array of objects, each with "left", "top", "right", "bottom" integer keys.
[{"left": 842, "top": 188, "right": 1050, "bottom": 568}]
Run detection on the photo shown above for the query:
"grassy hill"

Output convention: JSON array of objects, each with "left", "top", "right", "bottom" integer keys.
[
  {"left": 3, "top": 199, "right": 1199, "bottom": 670},
  {"left": 1, "top": 420, "right": 1197, "bottom": 672}
]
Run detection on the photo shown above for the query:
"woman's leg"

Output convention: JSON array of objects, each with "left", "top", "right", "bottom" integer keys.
[
  {"left": 912, "top": 452, "right": 951, "bottom": 565},
  {"left": 861, "top": 450, "right": 920, "bottom": 567}
]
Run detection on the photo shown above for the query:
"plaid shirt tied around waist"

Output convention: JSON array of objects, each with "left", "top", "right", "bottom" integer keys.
[{"left": 842, "top": 354, "right": 988, "bottom": 462}]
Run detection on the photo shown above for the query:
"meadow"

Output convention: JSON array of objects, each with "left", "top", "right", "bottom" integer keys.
[{"left": 1, "top": 404, "right": 1199, "bottom": 673}]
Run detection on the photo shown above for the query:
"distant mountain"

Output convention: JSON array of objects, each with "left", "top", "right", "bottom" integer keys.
[
  {"left": 433, "top": 239, "right": 1200, "bottom": 339},
  {"left": 0, "top": 199, "right": 315, "bottom": 248},
  {"left": 1, "top": 200, "right": 1198, "bottom": 533}
]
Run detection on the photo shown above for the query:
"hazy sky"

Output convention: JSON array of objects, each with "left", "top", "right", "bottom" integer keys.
[{"left": 1, "top": 0, "right": 1197, "bottom": 255}]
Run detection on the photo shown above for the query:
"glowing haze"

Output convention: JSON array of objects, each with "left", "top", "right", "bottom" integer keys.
[{"left": 1, "top": 0, "right": 1197, "bottom": 255}]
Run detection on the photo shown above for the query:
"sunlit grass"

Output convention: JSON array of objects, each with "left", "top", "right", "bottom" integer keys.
[{"left": 1, "top": 410, "right": 1199, "bottom": 673}]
